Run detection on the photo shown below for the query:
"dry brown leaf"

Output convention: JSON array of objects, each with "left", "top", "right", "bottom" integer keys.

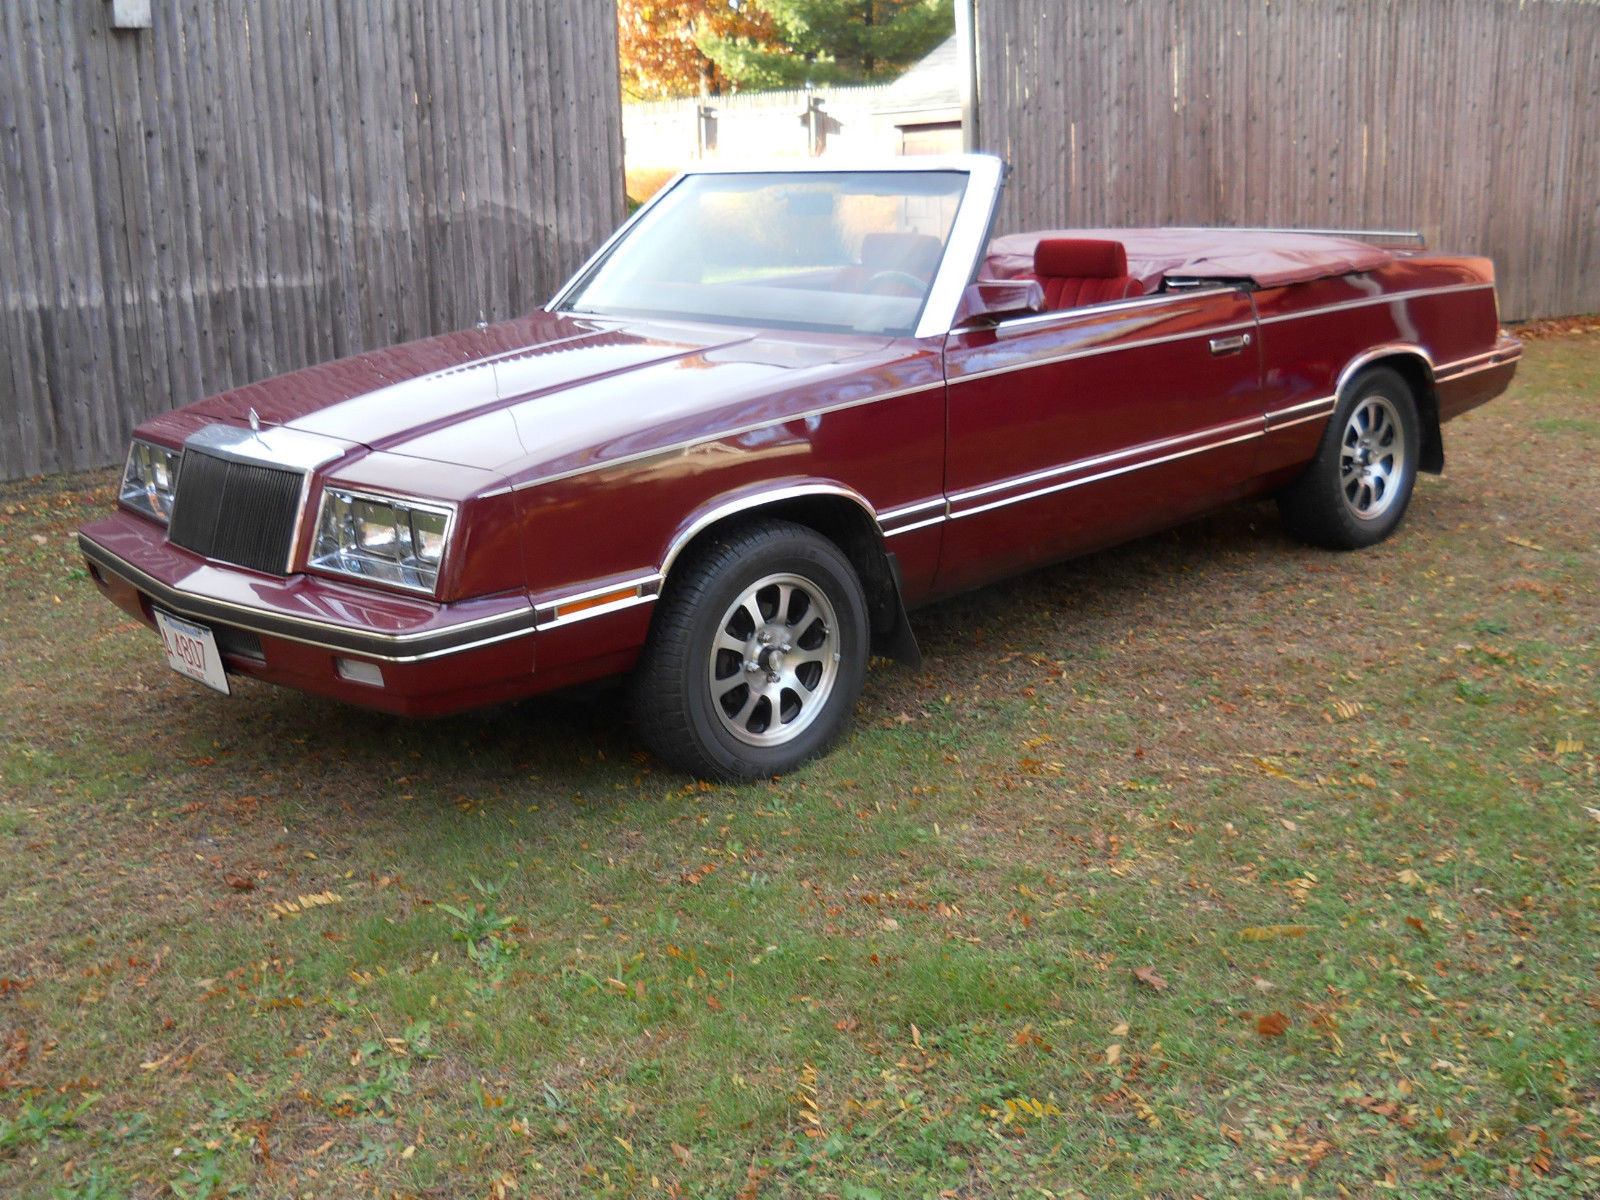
[
  {"left": 1504, "top": 535, "right": 1545, "bottom": 552},
  {"left": 671, "top": 1142, "right": 692, "bottom": 1166},
  {"left": 1554, "top": 737, "right": 1583, "bottom": 755},
  {"left": 1256, "top": 1011, "right": 1290, "bottom": 1038},
  {"left": 1105, "top": 1043, "right": 1122, "bottom": 1065},
  {"left": 1404, "top": 915, "right": 1429, "bottom": 936},
  {"left": 223, "top": 873, "right": 255, "bottom": 893},
  {"left": 1132, "top": 966, "right": 1169, "bottom": 993}
]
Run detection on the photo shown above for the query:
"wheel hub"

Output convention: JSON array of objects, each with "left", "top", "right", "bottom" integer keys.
[{"left": 754, "top": 633, "right": 790, "bottom": 679}]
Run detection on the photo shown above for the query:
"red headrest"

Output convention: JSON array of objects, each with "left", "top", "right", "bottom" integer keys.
[{"left": 1033, "top": 238, "right": 1128, "bottom": 279}]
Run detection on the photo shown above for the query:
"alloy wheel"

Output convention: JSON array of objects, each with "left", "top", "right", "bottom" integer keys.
[
  {"left": 707, "top": 572, "right": 841, "bottom": 747},
  {"left": 1339, "top": 393, "right": 1407, "bottom": 520}
]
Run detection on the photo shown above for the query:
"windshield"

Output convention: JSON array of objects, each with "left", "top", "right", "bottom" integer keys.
[{"left": 559, "top": 170, "right": 969, "bottom": 336}]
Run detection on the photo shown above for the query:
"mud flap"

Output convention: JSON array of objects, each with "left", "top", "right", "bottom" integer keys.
[{"left": 874, "top": 552, "right": 923, "bottom": 670}]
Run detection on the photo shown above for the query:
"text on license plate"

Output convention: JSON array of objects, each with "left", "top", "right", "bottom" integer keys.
[{"left": 153, "top": 609, "right": 231, "bottom": 695}]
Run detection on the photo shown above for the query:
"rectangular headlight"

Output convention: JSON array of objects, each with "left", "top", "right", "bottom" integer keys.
[
  {"left": 310, "top": 487, "right": 454, "bottom": 595},
  {"left": 119, "top": 438, "right": 181, "bottom": 523}
]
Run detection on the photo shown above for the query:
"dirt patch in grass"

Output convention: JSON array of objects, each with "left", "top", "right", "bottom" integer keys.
[{"left": 3, "top": 332, "right": 1598, "bottom": 1197}]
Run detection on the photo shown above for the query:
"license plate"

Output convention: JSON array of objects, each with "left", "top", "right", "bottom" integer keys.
[{"left": 153, "top": 609, "right": 231, "bottom": 695}]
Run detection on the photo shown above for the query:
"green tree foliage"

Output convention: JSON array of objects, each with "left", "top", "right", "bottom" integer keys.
[{"left": 699, "top": 0, "right": 954, "bottom": 89}]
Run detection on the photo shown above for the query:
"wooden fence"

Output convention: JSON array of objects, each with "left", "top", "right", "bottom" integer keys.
[
  {"left": 0, "top": 1, "right": 624, "bottom": 481},
  {"left": 974, "top": 0, "right": 1600, "bottom": 323}
]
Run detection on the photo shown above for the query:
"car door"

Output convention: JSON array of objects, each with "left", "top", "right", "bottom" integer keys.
[{"left": 934, "top": 286, "right": 1264, "bottom": 596}]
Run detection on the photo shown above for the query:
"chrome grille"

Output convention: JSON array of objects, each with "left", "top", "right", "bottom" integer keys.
[{"left": 167, "top": 448, "right": 304, "bottom": 575}]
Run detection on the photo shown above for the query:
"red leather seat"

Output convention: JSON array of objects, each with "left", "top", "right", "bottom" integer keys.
[{"left": 1026, "top": 238, "right": 1142, "bottom": 309}]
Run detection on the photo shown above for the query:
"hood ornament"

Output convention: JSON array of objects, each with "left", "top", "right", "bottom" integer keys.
[{"left": 248, "top": 407, "right": 261, "bottom": 434}]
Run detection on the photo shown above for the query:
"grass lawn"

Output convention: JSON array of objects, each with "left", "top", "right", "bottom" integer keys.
[{"left": 2, "top": 331, "right": 1597, "bottom": 1199}]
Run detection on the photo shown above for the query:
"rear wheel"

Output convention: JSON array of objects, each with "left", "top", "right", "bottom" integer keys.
[
  {"left": 631, "top": 520, "right": 869, "bottom": 780},
  {"left": 1278, "top": 366, "right": 1421, "bottom": 549}
]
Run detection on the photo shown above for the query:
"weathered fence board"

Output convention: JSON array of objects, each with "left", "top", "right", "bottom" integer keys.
[
  {"left": 974, "top": 0, "right": 1600, "bottom": 324},
  {"left": 0, "top": 0, "right": 624, "bottom": 481}
]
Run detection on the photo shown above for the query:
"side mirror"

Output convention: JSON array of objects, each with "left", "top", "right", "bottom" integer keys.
[{"left": 954, "top": 279, "right": 1045, "bottom": 326}]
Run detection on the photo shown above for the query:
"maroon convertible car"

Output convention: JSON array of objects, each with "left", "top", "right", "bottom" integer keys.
[{"left": 81, "top": 156, "right": 1522, "bottom": 778}]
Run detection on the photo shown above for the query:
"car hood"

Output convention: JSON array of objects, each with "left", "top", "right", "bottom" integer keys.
[{"left": 151, "top": 311, "right": 891, "bottom": 479}]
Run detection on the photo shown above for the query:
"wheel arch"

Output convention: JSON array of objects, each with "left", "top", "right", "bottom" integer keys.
[
  {"left": 658, "top": 482, "right": 921, "bottom": 668},
  {"left": 1336, "top": 343, "right": 1444, "bottom": 474}
]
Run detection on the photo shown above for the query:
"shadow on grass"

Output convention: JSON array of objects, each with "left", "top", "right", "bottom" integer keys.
[{"left": 196, "top": 497, "right": 1304, "bottom": 808}]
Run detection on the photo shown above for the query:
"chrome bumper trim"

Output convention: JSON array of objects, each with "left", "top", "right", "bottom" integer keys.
[{"left": 80, "top": 534, "right": 536, "bottom": 663}]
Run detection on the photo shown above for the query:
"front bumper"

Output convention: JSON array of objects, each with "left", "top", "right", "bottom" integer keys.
[{"left": 79, "top": 511, "right": 541, "bottom": 716}]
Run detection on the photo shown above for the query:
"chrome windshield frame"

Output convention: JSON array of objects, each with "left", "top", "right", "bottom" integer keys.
[{"left": 544, "top": 154, "right": 1006, "bottom": 341}]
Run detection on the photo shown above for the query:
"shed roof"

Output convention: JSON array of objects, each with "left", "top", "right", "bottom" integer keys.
[{"left": 876, "top": 34, "right": 960, "bottom": 122}]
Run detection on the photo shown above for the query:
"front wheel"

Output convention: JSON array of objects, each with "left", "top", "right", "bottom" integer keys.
[
  {"left": 631, "top": 520, "right": 870, "bottom": 780},
  {"left": 1278, "top": 366, "right": 1422, "bottom": 549}
]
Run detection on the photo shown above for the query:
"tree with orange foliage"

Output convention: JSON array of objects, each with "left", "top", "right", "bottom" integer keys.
[{"left": 617, "top": 1, "right": 782, "bottom": 99}]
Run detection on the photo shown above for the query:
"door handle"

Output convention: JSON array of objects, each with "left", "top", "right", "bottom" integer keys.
[{"left": 1209, "top": 333, "right": 1252, "bottom": 355}]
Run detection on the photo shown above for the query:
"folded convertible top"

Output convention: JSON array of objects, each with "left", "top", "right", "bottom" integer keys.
[{"left": 984, "top": 227, "right": 1399, "bottom": 290}]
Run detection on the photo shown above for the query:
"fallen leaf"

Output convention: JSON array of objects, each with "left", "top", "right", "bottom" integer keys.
[
  {"left": 269, "top": 891, "right": 342, "bottom": 919},
  {"left": 1110, "top": 1022, "right": 1130, "bottom": 1037},
  {"left": 1404, "top": 915, "right": 1429, "bottom": 936},
  {"left": 1256, "top": 1011, "right": 1290, "bottom": 1038},
  {"left": 223, "top": 873, "right": 255, "bottom": 893},
  {"left": 1397, "top": 869, "right": 1424, "bottom": 888},
  {"left": 1332, "top": 699, "right": 1363, "bottom": 722},
  {"left": 1012, "top": 1024, "right": 1052, "bottom": 1050},
  {"left": 671, "top": 1142, "right": 692, "bottom": 1166},
  {"left": 1237, "top": 924, "right": 1309, "bottom": 942},
  {"left": 1252, "top": 977, "right": 1276, "bottom": 993},
  {"left": 1554, "top": 737, "right": 1583, "bottom": 755},
  {"left": 1504, "top": 535, "right": 1545, "bottom": 552},
  {"left": 1132, "top": 966, "right": 1169, "bottom": 993},
  {"left": 1105, "top": 1043, "right": 1122, "bottom": 1065}
]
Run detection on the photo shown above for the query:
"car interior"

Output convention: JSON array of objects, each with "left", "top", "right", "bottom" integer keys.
[
  {"left": 1016, "top": 237, "right": 1145, "bottom": 307},
  {"left": 837, "top": 233, "right": 1149, "bottom": 314}
]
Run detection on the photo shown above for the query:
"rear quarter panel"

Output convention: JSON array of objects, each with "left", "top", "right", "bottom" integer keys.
[{"left": 1254, "top": 256, "right": 1503, "bottom": 478}]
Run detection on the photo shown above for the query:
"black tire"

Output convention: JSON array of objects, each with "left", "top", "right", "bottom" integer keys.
[
  {"left": 1278, "top": 366, "right": 1422, "bottom": 549},
  {"left": 631, "top": 520, "right": 870, "bottom": 781}
]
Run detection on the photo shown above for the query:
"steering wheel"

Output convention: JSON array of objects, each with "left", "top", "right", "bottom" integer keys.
[{"left": 862, "top": 269, "right": 926, "bottom": 297}]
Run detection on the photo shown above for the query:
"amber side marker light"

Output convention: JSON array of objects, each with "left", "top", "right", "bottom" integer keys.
[{"left": 553, "top": 585, "right": 641, "bottom": 621}]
